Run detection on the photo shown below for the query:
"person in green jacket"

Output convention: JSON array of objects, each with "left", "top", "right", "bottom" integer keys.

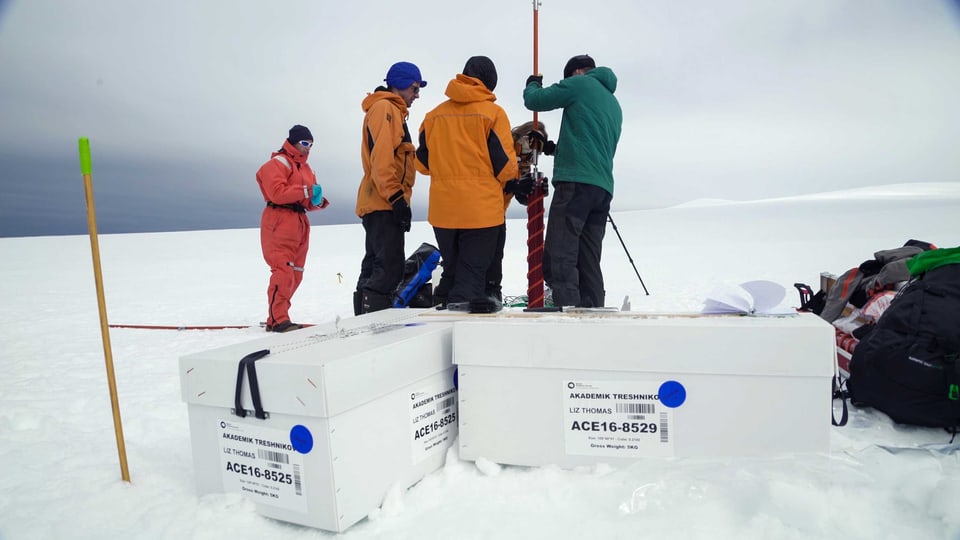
[{"left": 523, "top": 54, "right": 622, "bottom": 308}]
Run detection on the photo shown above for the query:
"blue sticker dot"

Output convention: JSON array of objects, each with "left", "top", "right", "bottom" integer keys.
[
  {"left": 659, "top": 380, "right": 686, "bottom": 408},
  {"left": 453, "top": 367, "right": 459, "bottom": 390},
  {"left": 290, "top": 425, "right": 313, "bottom": 454}
]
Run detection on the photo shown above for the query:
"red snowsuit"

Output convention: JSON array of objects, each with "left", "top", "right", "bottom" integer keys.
[{"left": 256, "top": 140, "right": 328, "bottom": 326}]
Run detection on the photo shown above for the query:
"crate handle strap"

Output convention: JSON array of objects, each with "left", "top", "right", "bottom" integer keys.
[
  {"left": 832, "top": 374, "right": 849, "bottom": 427},
  {"left": 233, "top": 349, "right": 271, "bottom": 419}
]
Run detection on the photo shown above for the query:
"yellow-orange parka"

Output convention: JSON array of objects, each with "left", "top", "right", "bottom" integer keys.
[
  {"left": 415, "top": 74, "right": 518, "bottom": 229},
  {"left": 355, "top": 90, "right": 417, "bottom": 217}
]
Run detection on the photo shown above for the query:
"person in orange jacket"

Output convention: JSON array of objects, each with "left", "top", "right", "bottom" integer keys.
[
  {"left": 353, "top": 61, "right": 425, "bottom": 315},
  {"left": 256, "top": 124, "right": 329, "bottom": 332},
  {"left": 415, "top": 56, "right": 528, "bottom": 310}
]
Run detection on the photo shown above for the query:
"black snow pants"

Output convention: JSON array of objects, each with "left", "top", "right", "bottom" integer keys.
[
  {"left": 543, "top": 181, "right": 611, "bottom": 308},
  {"left": 433, "top": 225, "right": 501, "bottom": 304}
]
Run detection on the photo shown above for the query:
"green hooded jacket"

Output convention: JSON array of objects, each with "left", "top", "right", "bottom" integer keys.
[
  {"left": 523, "top": 66, "right": 622, "bottom": 195},
  {"left": 906, "top": 246, "right": 960, "bottom": 275}
]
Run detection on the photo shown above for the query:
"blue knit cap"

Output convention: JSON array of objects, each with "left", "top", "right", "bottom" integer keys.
[{"left": 384, "top": 61, "right": 427, "bottom": 90}]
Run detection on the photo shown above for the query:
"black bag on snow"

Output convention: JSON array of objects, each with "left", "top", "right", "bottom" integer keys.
[
  {"left": 847, "top": 260, "right": 960, "bottom": 430},
  {"left": 392, "top": 243, "right": 441, "bottom": 308}
]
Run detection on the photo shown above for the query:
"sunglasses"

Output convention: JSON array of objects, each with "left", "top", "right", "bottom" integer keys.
[{"left": 298, "top": 140, "right": 313, "bottom": 148}]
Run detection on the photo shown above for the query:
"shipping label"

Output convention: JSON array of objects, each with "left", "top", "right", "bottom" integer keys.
[
  {"left": 218, "top": 419, "right": 308, "bottom": 513},
  {"left": 409, "top": 379, "right": 458, "bottom": 463},
  {"left": 563, "top": 380, "right": 684, "bottom": 458}
]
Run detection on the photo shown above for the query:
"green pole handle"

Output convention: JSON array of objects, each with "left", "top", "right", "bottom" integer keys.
[{"left": 79, "top": 137, "right": 92, "bottom": 175}]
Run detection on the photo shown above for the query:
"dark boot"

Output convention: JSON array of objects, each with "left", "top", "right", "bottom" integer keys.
[
  {"left": 361, "top": 290, "right": 392, "bottom": 314},
  {"left": 266, "top": 320, "right": 303, "bottom": 333},
  {"left": 448, "top": 295, "right": 502, "bottom": 313},
  {"left": 353, "top": 290, "right": 363, "bottom": 316},
  {"left": 468, "top": 295, "right": 502, "bottom": 314},
  {"left": 484, "top": 281, "right": 502, "bottom": 303},
  {"left": 408, "top": 283, "right": 434, "bottom": 308}
]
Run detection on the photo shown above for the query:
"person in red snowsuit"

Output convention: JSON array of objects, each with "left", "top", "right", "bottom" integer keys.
[{"left": 256, "top": 125, "right": 329, "bottom": 332}]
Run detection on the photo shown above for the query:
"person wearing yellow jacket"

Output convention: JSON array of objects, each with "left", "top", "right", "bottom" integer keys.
[
  {"left": 415, "top": 56, "right": 527, "bottom": 309},
  {"left": 353, "top": 61, "right": 425, "bottom": 315}
]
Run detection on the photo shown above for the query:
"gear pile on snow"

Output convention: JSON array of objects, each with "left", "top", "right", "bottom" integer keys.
[
  {"left": 846, "top": 247, "right": 960, "bottom": 431},
  {"left": 800, "top": 242, "right": 960, "bottom": 433}
]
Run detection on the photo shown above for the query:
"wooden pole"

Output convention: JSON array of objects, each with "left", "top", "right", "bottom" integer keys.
[{"left": 78, "top": 137, "right": 130, "bottom": 482}]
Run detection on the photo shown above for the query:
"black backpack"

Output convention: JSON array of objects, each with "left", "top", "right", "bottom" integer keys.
[
  {"left": 392, "top": 243, "right": 441, "bottom": 308},
  {"left": 847, "top": 261, "right": 960, "bottom": 431}
]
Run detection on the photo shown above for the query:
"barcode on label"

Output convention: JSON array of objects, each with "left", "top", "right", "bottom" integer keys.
[
  {"left": 293, "top": 464, "right": 302, "bottom": 496},
  {"left": 616, "top": 402, "right": 655, "bottom": 414},
  {"left": 437, "top": 396, "right": 457, "bottom": 411},
  {"left": 659, "top": 412, "right": 669, "bottom": 443},
  {"left": 257, "top": 449, "right": 290, "bottom": 464}
]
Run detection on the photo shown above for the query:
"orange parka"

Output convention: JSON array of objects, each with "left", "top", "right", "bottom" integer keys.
[
  {"left": 415, "top": 74, "right": 518, "bottom": 229},
  {"left": 355, "top": 89, "right": 417, "bottom": 217}
]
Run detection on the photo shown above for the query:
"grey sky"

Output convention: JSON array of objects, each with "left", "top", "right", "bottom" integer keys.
[{"left": 1, "top": 0, "right": 959, "bottom": 237}]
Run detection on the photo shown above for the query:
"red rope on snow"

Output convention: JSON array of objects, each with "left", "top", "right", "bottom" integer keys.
[{"left": 108, "top": 324, "right": 254, "bottom": 330}]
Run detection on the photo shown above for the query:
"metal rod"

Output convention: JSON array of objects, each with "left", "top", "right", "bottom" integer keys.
[
  {"left": 526, "top": 0, "right": 546, "bottom": 308},
  {"left": 607, "top": 213, "right": 650, "bottom": 295}
]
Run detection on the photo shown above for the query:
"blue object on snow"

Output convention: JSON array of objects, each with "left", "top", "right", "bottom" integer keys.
[{"left": 393, "top": 249, "right": 440, "bottom": 308}]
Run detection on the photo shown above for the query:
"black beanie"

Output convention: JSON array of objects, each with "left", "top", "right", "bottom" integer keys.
[
  {"left": 563, "top": 54, "right": 596, "bottom": 79},
  {"left": 463, "top": 56, "right": 498, "bottom": 91},
  {"left": 287, "top": 124, "right": 313, "bottom": 145}
]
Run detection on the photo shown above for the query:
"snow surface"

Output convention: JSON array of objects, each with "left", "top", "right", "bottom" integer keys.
[{"left": 1, "top": 184, "right": 959, "bottom": 539}]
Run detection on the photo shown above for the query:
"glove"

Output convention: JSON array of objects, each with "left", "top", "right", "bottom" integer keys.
[
  {"left": 503, "top": 173, "right": 535, "bottom": 196},
  {"left": 527, "top": 130, "right": 556, "bottom": 156},
  {"left": 527, "top": 130, "right": 546, "bottom": 152},
  {"left": 310, "top": 184, "right": 323, "bottom": 206},
  {"left": 514, "top": 174, "right": 550, "bottom": 205},
  {"left": 526, "top": 74, "right": 543, "bottom": 87},
  {"left": 389, "top": 190, "right": 412, "bottom": 232}
]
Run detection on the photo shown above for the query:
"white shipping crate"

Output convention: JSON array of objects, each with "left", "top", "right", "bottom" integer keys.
[
  {"left": 453, "top": 312, "right": 836, "bottom": 468},
  {"left": 179, "top": 309, "right": 459, "bottom": 532}
]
